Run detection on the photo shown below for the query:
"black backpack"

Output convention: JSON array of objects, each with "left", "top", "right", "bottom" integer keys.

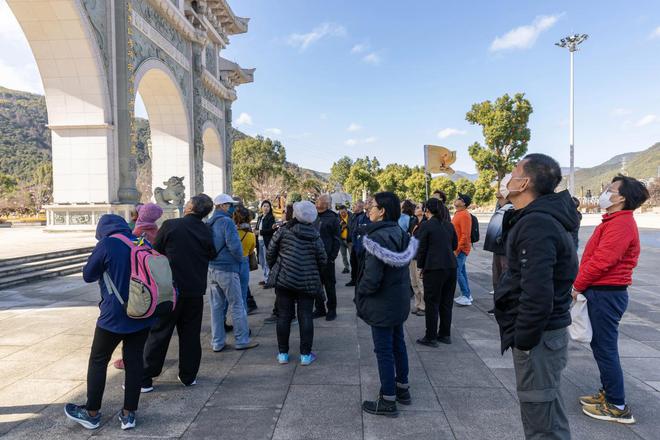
[{"left": 470, "top": 214, "right": 480, "bottom": 243}]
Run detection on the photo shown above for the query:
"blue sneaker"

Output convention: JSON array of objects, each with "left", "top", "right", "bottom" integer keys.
[
  {"left": 277, "top": 353, "right": 289, "bottom": 364},
  {"left": 64, "top": 404, "right": 101, "bottom": 430},
  {"left": 119, "top": 410, "right": 136, "bottom": 430},
  {"left": 300, "top": 353, "right": 317, "bottom": 366}
]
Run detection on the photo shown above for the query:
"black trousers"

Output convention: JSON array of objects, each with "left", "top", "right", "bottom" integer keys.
[
  {"left": 246, "top": 286, "right": 257, "bottom": 309},
  {"left": 275, "top": 287, "right": 315, "bottom": 355},
  {"left": 349, "top": 246, "right": 358, "bottom": 283},
  {"left": 142, "top": 296, "right": 203, "bottom": 387},
  {"left": 86, "top": 326, "right": 149, "bottom": 412},
  {"left": 422, "top": 269, "right": 457, "bottom": 339},
  {"left": 315, "top": 261, "right": 337, "bottom": 312}
]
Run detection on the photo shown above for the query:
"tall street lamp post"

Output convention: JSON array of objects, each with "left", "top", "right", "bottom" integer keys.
[{"left": 556, "top": 34, "right": 588, "bottom": 195}]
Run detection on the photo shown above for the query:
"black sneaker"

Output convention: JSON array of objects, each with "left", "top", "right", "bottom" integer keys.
[
  {"left": 362, "top": 396, "right": 398, "bottom": 417},
  {"left": 345, "top": 281, "right": 356, "bottom": 287},
  {"left": 312, "top": 310, "right": 327, "bottom": 319},
  {"left": 396, "top": 387, "right": 412, "bottom": 405},
  {"left": 325, "top": 310, "right": 337, "bottom": 321},
  {"left": 437, "top": 336, "right": 452, "bottom": 345},
  {"left": 416, "top": 337, "right": 439, "bottom": 348},
  {"left": 263, "top": 314, "right": 278, "bottom": 324}
]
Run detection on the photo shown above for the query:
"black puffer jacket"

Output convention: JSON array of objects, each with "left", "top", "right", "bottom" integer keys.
[
  {"left": 483, "top": 203, "right": 513, "bottom": 255},
  {"left": 355, "top": 221, "right": 418, "bottom": 327},
  {"left": 266, "top": 220, "right": 327, "bottom": 296},
  {"left": 494, "top": 190, "right": 579, "bottom": 354}
]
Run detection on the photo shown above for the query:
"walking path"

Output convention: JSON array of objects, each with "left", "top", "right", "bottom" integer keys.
[{"left": 0, "top": 225, "right": 659, "bottom": 439}]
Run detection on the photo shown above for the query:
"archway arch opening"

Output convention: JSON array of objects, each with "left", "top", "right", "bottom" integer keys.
[{"left": 202, "top": 124, "right": 225, "bottom": 197}]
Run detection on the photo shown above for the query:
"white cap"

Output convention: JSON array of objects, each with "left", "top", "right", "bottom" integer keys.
[
  {"left": 293, "top": 201, "right": 318, "bottom": 224},
  {"left": 213, "top": 194, "right": 236, "bottom": 205}
]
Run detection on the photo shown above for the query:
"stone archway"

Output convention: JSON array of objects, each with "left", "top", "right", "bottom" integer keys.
[
  {"left": 202, "top": 122, "right": 225, "bottom": 197},
  {"left": 6, "top": 0, "right": 112, "bottom": 204},
  {"left": 134, "top": 59, "right": 192, "bottom": 202}
]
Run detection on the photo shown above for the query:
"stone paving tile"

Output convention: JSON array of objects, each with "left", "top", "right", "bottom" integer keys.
[
  {"left": 292, "top": 351, "right": 360, "bottom": 385},
  {"left": 363, "top": 410, "right": 455, "bottom": 440},
  {"left": 183, "top": 407, "right": 280, "bottom": 440},
  {"left": 419, "top": 350, "right": 504, "bottom": 388}
]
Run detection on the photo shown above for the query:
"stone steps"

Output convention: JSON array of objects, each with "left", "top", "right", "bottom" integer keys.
[{"left": 0, "top": 248, "right": 93, "bottom": 290}]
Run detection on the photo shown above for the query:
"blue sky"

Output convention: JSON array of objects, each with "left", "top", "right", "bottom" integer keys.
[{"left": 1, "top": 0, "right": 659, "bottom": 174}]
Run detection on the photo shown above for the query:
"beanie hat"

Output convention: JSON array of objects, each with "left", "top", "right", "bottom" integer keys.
[{"left": 293, "top": 201, "right": 318, "bottom": 224}]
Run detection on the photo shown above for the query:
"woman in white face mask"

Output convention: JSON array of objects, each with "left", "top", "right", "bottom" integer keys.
[{"left": 572, "top": 175, "right": 649, "bottom": 424}]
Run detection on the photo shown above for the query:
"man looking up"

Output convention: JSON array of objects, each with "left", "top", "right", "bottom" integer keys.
[{"left": 452, "top": 193, "right": 473, "bottom": 306}]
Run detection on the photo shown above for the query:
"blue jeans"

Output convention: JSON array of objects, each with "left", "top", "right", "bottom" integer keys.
[
  {"left": 208, "top": 268, "right": 250, "bottom": 350},
  {"left": 239, "top": 257, "right": 250, "bottom": 310},
  {"left": 584, "top": 288, "right": 629, "bottom": 405},
  {"left": 258, "top": 239, "right": 270, "bottom": 281},
  {"left": 456, "top": 252, "right": 471, "bottom": 298},
  {"left": 371, "top": 325, "right": 409, "bottom": 398}
]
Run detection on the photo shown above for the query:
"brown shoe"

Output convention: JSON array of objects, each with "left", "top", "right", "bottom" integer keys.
[
  {"left": 579, "top": 389, "right": 606, "bottom": 407},
  {"left": 582, "top": 401, "right": 636, "bottom": 424}
]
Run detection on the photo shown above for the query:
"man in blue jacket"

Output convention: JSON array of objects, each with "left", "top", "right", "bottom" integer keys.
[
  {"left": 65, "top": 214, "right": 154, "bottom": 431},
  {"left": 207, "top": 194, "right": 259, "bottom": 351}
]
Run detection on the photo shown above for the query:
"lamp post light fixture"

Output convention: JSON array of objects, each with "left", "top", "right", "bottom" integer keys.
[{"left": 556, "top": 33, "right": 588, "bottom": 195}]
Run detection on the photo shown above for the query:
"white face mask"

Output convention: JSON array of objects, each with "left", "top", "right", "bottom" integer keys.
[
  {"left": 599, "top": 191, "right": 615, "bottom": 210},
  {"left": 499, "top": 174, "right": 513, "bottom": 200}
]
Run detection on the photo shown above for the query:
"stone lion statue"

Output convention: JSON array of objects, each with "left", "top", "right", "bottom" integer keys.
[{"left": 154, "top": 176, "right": 185, "bottom": 207}]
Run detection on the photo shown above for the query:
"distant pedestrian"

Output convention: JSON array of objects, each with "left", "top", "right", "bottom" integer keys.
[
  {"left": 255, "top": 200, "right": 275, "bottom": 286},
  {"left": 65, "top": 214, "right": 156, "bottom": 431},
  {"left": 409, "top": 202, "right": 426, "bottom": 316},
  {"left": 483, "top": 189, "right": 513, "bottom": 314},
  {"left": 267, "top": 201, "right": 327, "bottom": 366},
  {"left": 235, "top": 206, "right": 256, "bottom": 312},
  {"left": 399, "top": 200, "right": 414, "bottom": 233},
  {"left": 132, "top": 203, "right": 163, "bottom": 244},
  {"left": 356, "top": 192, "right": 418, "bottom": 417},
  {"left": 346, "top": 200, "right": 366, "bottom": 287},
  {"left": 313, "top": 194, "right": 341, "bottom": 321},
  {"left": 574, "top": 175, "right": 649, "bottom": 425},
  {"left": 415, "top": 198, "right": 457, "bottom": 347},
  {"left": 495, "top": 153, "right": 579, "bottom": 440},
  {"left": 207, "top": 194, "right": 258, "bottom": 352},
  {"left": 338, "top": 205, "right": 351, "bottom": 273},
  {"left": 141, "top": 195, "right": 216, "bottom": 392},
  {"left": 571, "top": 196, "right": 583, "bottom": 249},
  {"left": 452, "top": 193, "right": 473, "bottom": 306}
]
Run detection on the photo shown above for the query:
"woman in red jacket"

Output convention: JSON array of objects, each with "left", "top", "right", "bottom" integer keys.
[{"left": 572, "top": 174, "right": 649, "bottom": 425}]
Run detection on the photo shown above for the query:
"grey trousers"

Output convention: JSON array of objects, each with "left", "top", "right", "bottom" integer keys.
[
  {"left": 339, "top": 240, "right": 350, "bottom": 270},
  {"left": 512, "top": 328, "right": 571, "bottom": 440}
]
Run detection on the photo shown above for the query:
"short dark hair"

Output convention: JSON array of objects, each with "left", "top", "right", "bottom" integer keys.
[
  {"left": 373, "top": 191, "right": 401, "bottom": 222},
  {"left": 233, "top": 205, "right": 251, "bottom": 225},
  {"left": 432, "top": 190, "right": 447, "bottom": 204},
  {"left": 338, "top": 204, "right": 347, "bottom": 211},
  {"left": 425, "top": 198, "right": 449, "bottom": 222},
  {"left": 401, "top": 200, "right": 415, "bottom": 216},
  {"left": 612, "top": 174, "right": 649, "bottom": 211},
  {"left": 284, "top": 203, "right": 294, "bottom": 222},
  {"left": 521, "top": 153, "right": 563, "bottom": 196},
  {"left": 457, "top": 193, "right": 472, "bottom": 208},
  {"left": 190, "top": 194, "right": 214, "bottom": 218}
]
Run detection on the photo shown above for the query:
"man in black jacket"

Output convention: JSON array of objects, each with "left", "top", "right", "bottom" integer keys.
[
  {"left": 346, "top": 200, "right": 365, "bottom": 287},
  {"left": 313, "top": 194, "right": 341, "bottom": 321},
  {"left": 142, "top": 194, "right": 216, "bottom": 391},
  {"left": 483, "top": 191, "right": 514, "bottom": 314},
  {"left": 495, "top": 154, "right": 579, "bottom": 440}
]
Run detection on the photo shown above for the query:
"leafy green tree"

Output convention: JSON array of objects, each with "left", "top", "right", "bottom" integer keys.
[
  {"left": 353, "top": 156, "right": 381, "bottom": 174},
  {"left": 473, "top": 170, "right": 496, "bottom": 206},
  {"left": 466, "top": 93, "right": 533, "bottom": 189},
  {"left": 431, "top": 176, "right": 456, "bottom": 202},
  {"left": 329, "top": 156, "right": 353, "bottom": 188},
  {"left": 287, "top": 191, "right": 303, "bottom": 203},
  {"left": 377, "top": 164, "right": 412, "bottom": 196},
  {"left": 344, "top": 163, "right": 379, "bottom": 200},
  {"left": 0, "top": 173, "right": 17, "bottom": 195},
  {"left": 31, "top": 162, "right": 52, "bottom": 210},
  {"left": 454, "top": 178, "right": 476, "bottom": 198},
  {"left": 232, "top": 136, "right": 291, "bottom": 202},
  {"left": 404, "top": 171, "right": 428, "bottom": 202},
  {"left": 297, "top": 178, "right": 323, "bottom": 200}
]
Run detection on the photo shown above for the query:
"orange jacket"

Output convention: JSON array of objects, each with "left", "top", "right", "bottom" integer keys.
[{"left": 452, "top": 209, "right": 472, "bottom": 255}]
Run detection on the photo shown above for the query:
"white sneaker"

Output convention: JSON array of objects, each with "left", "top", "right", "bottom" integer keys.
[
  {"left": 122, "top": 384, "right": 153, "bottom": 393},
  {"left": 454, "top": 296, "right": 472, "bottom": 306}
]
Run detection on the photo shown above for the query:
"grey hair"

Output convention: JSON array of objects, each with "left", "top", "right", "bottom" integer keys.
[{"left": 293, "top": 201, "right": 318, "bottom": 224}]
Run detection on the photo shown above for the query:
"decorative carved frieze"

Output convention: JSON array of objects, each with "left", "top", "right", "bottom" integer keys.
[
  {"left": 202, "top": 69, "right": 236, "bottom": 101},
  {"left": 145, "top": 0, "right": 207, "bottom": 43},
  {"left": 201, "top": 97, "right": 225, "bottom": 120}
]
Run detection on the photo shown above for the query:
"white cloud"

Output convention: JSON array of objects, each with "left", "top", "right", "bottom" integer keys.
[
  {"left": 490, "top": 14, "right": 563, "bottom": 52},
  {"left": 347, "top": 122, "right": 362, "bottom": 132},
  {"left": 265, "top": 128, "right": 282, "bottom": 135},
  {"left": 611, "top": 108, "right": 632, "bottom": 116},
  {"left": 635, "top": 114, "right": 659, "bottom": 127},
  {"left": 437, "top": 128, "right": 466, "bottom": 139},
  {"left": 235, "top": 112, "right": 253, "bottom": 126},
  {"left": 351, "top": 43, "right": 369, "bottom": 54},
  {"left": 363, "top": 136, "right": 377, "bottom": 144},
  {"left": 649, "top": 26, "right": 660, "bottom": 39},
  {"left": 345, "top": 137, "right": 377, "bottom": 146},
  {"left": 287, "top": 23, "right": 346, "bottom": 51},
  {"left": 362, "top": 52, "right": 382, "bottom": 65},
  {"left": 345, "top": 139, "right": 358, "bottom": 146}
]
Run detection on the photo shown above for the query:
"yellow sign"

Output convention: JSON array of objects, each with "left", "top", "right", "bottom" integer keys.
[{"left": 424, "top": 145, "right": 457, "bottom": 174}]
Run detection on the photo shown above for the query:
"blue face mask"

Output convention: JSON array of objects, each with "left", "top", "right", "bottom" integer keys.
[{"left": 227, "top": 205, "right": 236, "bottom": 215}]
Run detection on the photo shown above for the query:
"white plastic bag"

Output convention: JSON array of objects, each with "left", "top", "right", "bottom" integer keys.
[{"left": 568, "top": 294, "right": 592, "bottom": 343}]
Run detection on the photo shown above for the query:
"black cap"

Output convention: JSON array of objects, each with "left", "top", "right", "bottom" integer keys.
[{"left": 458, "top": 193, "right": 472, "bottom": 207}]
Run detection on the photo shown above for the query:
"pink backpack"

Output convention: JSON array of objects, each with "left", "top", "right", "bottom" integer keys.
[{"left": 103, "top": 234, "right": 177, "bottom": 319}]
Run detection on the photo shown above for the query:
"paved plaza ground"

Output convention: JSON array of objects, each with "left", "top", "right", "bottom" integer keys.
[{"left": 0, "top": 224, "right": 659, "bottom": 439}]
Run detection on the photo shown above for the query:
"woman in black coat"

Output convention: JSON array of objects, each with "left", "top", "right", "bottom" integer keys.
[
  {"left": 255, "top": 200, "right": 276, "bottom": 285},
  {"left": 415, "top": 198, "right": 458, "bottom": 347},
  {"left": 266, "top": 201, "right": 327, "bottom": 366},
  {"left": 356, "top": 192, "right": 418, "bottom": 417}
]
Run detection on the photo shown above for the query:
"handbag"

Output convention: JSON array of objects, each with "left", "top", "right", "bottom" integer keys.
[
  {"left": 248, "top": 251, "right": 258, "bottom": 271},
  {"left": 568, "top": 293, "right": 592, "bottom": 343}
]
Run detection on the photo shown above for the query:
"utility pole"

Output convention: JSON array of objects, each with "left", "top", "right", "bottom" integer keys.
[{"left": 556, "top": 34, "right": 588, "bottom": 195}]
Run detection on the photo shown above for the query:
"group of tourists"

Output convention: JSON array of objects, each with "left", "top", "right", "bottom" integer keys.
[{"left": 64, "top": 152, "right": 650, "bottom": 438}]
